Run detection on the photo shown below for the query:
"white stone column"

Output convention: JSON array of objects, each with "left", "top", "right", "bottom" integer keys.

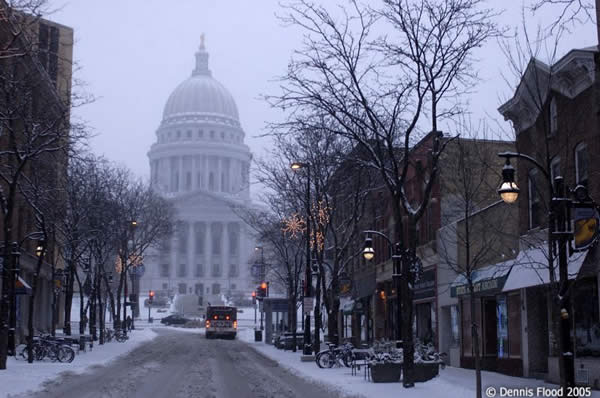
[
  {"left": 188, "top": 219, "right": 195, "bottom": 277},
  {"left": 170, "top": 230, "right": 177, "bottom": 281},
  {"left": 203, "top": 156, "right": 209, "bottom": 191},
  {"left": 223, "top": 222, "right": 230, "bottom": 281},
  {"left": 179, "top": 156, "right": 184, "bottom": 193},
  {"left": 218, "top": 157, "right": 223, "bottom": 192}
]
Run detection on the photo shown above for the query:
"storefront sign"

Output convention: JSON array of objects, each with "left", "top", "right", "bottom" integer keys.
[
  {"left": 413, "top": 269, "right": 436, "bottom": 300},
  {"left": 451, "top": 274, "right": 508, "bottom": 297}
]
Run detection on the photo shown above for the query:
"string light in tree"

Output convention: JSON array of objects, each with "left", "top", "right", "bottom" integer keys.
[{"left": 282, "top": 213, "right": 306, "bottom": 238}]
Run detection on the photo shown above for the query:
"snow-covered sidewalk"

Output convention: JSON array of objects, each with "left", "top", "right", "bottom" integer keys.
[
  {"left": 238, "top": 327, "right": 600, "bottom": 398},
  {"left": 0, "top": 328, "right": 157, "bottom": 398}
]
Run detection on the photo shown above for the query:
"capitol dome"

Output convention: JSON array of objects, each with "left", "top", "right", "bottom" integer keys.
[{"left": 161, "top": 40, "right": 239, "bottom": 122}]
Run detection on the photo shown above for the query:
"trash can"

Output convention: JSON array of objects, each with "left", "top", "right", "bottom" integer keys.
[{"left": 254, "top": 329, "right": 262, "bottom": 342}]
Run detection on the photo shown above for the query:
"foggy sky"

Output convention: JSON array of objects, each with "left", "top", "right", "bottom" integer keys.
[{"left": 50, "top": 1, "right": 596, "bottom": 183}]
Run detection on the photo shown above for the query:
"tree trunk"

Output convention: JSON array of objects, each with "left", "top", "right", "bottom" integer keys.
[
  {"left": 27, "top": 254, "right": 45, "bottom": 363},
  {"left": 63, "top": 261, "right": 75, "bottom": 336},
  {"left": 469, "top": 288, "right": 482, "bottom": 398},
  {"left": 314, "top": 270, "right": 321, "bottom": 353}
]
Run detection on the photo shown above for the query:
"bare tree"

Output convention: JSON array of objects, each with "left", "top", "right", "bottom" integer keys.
[
  {"left": 529, "top": 0, "right": 596, "bottom": 35},
  {"left": 271, "top": 0, "right": 500, "bottom": 386}
]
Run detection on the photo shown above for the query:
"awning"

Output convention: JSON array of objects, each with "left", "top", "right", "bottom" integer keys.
[
  {"left": 502, "top": 246, "right": 587, "bottom": 292},
  {"left": 450, "top": 259, "right": 513, "bottom": 297},
  {"left": 16, "top": 276, "right": 32, "bottom": 295}
]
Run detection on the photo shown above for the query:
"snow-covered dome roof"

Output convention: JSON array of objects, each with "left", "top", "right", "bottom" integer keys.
[{"left": 162, "top": 39, "right": 239, "bottom": 122}]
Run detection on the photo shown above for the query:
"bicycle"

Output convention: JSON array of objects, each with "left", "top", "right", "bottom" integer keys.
[
  {"left": 315, "top": 342, "right": 354, "bottom": 368},
  {"left": 17, "top": 335, "right": 75, "bottom": 363},
  {"left": 114, "top": 329, "right": 128, "bottom": 343}
]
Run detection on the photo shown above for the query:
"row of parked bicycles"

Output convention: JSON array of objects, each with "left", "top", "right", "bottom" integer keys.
[
  {"left": 315, "top": 340, "right": 447, "bottom": 369},
  {"left": 15, "top": 328, "right": 129, "bottom": 363}
]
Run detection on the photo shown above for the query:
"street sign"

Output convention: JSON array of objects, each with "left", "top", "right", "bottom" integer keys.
[
  {"left": 303, "top": 297, "right": 314, "bottom": 314},
  {"left": 573, "top": 206, "right": 600, "bottom": 251}
]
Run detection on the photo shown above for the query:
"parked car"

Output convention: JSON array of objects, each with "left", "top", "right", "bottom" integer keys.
[
  {"left": 274, "top": 332, "right": 304, "bottom": 350},
  {"left": 160, "top": 314, "right": 191, "bottom": 325}
]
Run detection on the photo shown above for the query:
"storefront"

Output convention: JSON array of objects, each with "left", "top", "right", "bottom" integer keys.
[
  {"left": 414, "top": 268, "right": 437, "bottom": 346},
  {"left": 450, "top": 263, "right": 521, "bottom": 376}
]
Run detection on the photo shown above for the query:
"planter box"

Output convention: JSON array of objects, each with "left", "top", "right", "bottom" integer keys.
[
  {"left": 413, "top": 362, "right": 439, "bottom": 382},
  {"left": 370, "top": 363, "right": 402, "bottom": 383}
]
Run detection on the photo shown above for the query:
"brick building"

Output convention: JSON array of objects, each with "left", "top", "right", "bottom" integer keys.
[{"left": 499, "top": 45, "right": 600, "bottom": 384}]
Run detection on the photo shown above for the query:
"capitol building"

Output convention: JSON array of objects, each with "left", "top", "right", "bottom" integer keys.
[{"left": 140, "top": 39, "right": 254, "bottom": 305}]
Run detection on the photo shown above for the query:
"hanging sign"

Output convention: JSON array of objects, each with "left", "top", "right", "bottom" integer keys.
[
  {"left": 573, "top": 206, "right": 600, "bottom": 251},
  {"left": 338, "top": 274, "right": 352, "bottom": 297}
]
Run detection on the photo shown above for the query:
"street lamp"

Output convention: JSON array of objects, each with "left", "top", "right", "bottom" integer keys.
[
  {"left": 8, "top": 242, "right": 20, "bottom": 356},
  {"left": 291, "top": 161, "right": 313, "bottom": 355},
  {"left": 35, "top": 239, "right": 45, "bottom": 258},
  {"left": 362, "top": 236, "right": 375, "bottom": 261},
  {"left": 362, "top": 231, "right": 403, "bottom": 344},
  {"left": 497, "top": 158, "right": 520, "bottom": 204}
]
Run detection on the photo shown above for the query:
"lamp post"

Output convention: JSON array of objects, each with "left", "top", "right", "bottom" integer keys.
[
  {"left": 497, "top": 151, "right": 588, "bottom": 389},
  {"left": 7, "top": 242, "right": 20, "bottom": 356},
  {"left": 362, "top": 231, "right": 403, "bottom": 343},
  {"left": 291, "top": 161, "right": 313, "bottom": 355}
]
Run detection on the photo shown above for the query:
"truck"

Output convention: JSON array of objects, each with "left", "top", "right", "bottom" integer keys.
[{"left": 205, "top": 305, "right": 237, "bottom": 339}]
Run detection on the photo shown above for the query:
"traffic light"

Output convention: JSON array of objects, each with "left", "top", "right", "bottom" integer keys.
[
  {"left": 251, "top": 291, "right": 257, "bottom": 304},
  {"left": 256, "top": 282, "right": 269, "bottom": 298},
  {"left": 149, "top": 290, "right": 155, "bottom": 304}
]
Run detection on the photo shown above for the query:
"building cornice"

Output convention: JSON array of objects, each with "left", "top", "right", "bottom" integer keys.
[{"left": 498, "top": 49, "right": 597, "bottom": 135}]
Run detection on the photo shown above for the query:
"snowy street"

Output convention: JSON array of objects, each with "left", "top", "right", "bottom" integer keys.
[{"left": 19, "top": 328, "right": 344, "bottom": 398}]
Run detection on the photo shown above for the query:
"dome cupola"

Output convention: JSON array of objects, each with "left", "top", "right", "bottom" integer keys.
[{"left": 162, "top": 36, "right": 239, "bottom": 123}]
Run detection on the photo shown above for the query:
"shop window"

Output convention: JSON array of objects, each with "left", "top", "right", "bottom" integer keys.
[
  {"left": 461, "top": 298, "right": 482, "bottom": 357},
  {"left": 450, "top": 305, "right": 459, "bottom": 346},
  {"left": 507, "top": 293, "right": 521, "bottom": 357},
  {"left": 483, "top": 298, "right": 497, "bottom": 356},
  {"left": 461, "top": 299, "right": 472, "bottom": 356},
  {"left": 497, "top": 296, "right": 508, "bottom": 358},
  {"left": 574, "top": 279, "right": 600, "bottom": 357}
]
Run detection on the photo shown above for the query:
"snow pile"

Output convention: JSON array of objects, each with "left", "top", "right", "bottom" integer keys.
[{"left": 0, "top": 328, "right": 157, "bottom": 398}]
